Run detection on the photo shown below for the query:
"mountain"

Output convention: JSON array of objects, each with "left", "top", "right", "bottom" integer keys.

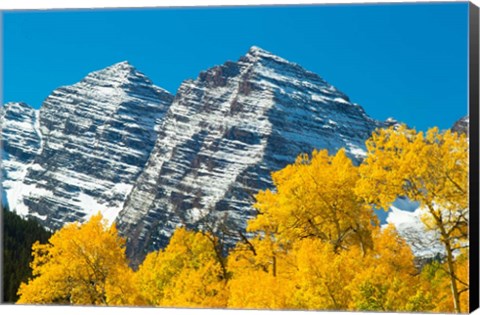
[
  {"left": 1, "top": 102, "right": 42, "bottom": 211},
  {"left": 452, "top": 115, "right": 468, "bottom": 135},
  {"left": 115, "top": 46, "right": 391, "bottom": 261},
  {"left": 2, "top": 62, "right": 174, "bottom": 228},
  {"left": 3, "top": 47, "right": 398, "bottom": 263}
]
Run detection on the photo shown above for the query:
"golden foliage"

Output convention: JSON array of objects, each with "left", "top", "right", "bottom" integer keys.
[
  {"left": 15, "top": 125, "right": 469, "bottom": 312},
  {"left": 415, "top": 250, "right": 470, "bottom": 313},
  {"left": 357, "top": 125, "right": 468, "bottom": 213},
  {"left": 356, "top": 125, "right": 469, "bottom": 313},
  {"left": 135, "top": 227, "right": 228, "bottom": 308},
  {"left": 347, "top": 226, "right": 419, "bottom": 311},
  {"left": 251, "top": 149, "right": 377, "bottom": 253},
  {"left": 17, "top": 213, "right": 134, "bottom": 305},
  {"left": 227, "top": 225, "right": 423, "bottom": 312},
  {"left": 227, "top": 236, "right": 295, "bottom": 309},
  {"left": 289, "top": 238, "right": 358, "bottom": 310}
]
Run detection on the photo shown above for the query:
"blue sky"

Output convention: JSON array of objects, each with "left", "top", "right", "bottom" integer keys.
[{"left": 2, "top": 3, "right": 469, "bottom": 131}]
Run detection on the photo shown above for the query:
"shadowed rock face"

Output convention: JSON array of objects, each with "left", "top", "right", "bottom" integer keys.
[
  {"left": 115, "top": 47, "right": 388, "bottom": 263},
  {"left": 3, "top": 62, "right": 174, "bottom": 227},
  {"left": 451, "top": 115, "right": 469, "bottom": 136}
]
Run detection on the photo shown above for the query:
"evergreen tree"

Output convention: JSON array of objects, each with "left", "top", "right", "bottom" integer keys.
[{"left": 2, "top": 206, "right": 52, "bottom": 302}]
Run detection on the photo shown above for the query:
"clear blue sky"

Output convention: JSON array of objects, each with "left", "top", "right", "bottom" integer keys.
[{"left": 2, "top": 3, "right": 469, "bottom": 131}]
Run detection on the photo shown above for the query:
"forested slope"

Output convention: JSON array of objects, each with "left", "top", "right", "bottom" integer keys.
[{"left": 3, "top": 207, "right": 51, "bottom": 302}]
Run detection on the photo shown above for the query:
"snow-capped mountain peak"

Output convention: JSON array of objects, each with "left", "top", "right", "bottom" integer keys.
[
  {"left": 115, "top": 47, "right": 390, "bottom": 262},
  {"left": 78, "top": 60, "right": 161, "bottom": 90},
  {"left": 2, "top": 61, "right": 174, "bottom": 228},
  {"left": 245, "top": 45, "right": 290, "bottom": 63}
]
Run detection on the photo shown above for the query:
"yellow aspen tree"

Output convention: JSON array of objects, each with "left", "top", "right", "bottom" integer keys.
[
  {"left": 355, "top": 125, "right": 468, "bottom": 313},
  {"left": 416, "top": 260, "right": 454, "bottom": 312},
  {"left": 456, "top": 251, "right": 470, "bottom": 310},
  {"left": 227, "top": 236, "right": 296, "bottom": 309},
  {"left": 228, "top": 146, "right": 425, "bottom": 312},
  {"left": 251, "top": 149, "right": 377, "bottom": 254},
  {"left": 288, "top": 238, "right": 358, "bottom": 310},
  {"left": 105, "top": 265, "right": 145, "bottom": 306},
  {"left": 17, "top": 213, "right": 134, "bottom": 305},
  {"left": 415, "top": 250, "right": 469, "bottom": 313},
  {"left": 135, "top": 227, "right": 228, "bottom": 308},
  {"left": 348, "top": 225, "right": 420, "bottom": 311}
]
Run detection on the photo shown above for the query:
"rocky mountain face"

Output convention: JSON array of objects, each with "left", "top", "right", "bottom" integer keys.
[
  {"left": 452, "top": 115, "right": 469, "bottom": 135},
  {"left": 3, "top": 47, "right": 400, "bottom": 263},
  {"left": 1, "top": 102, "right": 42, "bottom": 210},
  {"left": 2, "top": 62, "right": 174, "bottom": 228},
  {"left": 115, "top": 47, "right": 390, "bottom": 261}
]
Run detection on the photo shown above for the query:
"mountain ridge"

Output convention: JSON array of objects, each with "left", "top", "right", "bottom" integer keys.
[{"left": 2, "top": 46, "right": 460, "bottom": 263}]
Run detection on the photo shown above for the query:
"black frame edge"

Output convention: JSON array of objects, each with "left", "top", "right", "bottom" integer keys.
[{"left": 469, "top": 1, "right": 480, "bottom": 313}]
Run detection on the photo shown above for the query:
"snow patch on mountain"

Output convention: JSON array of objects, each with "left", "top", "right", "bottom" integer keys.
[
  {"left": 386, "top": 205, "right": 444, "bottom": 258},
  {"left": 1, "top": 102, "right": 42, "bottom": 212}
]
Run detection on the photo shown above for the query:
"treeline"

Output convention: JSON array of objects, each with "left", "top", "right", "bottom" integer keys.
[
  {"left": 14, "top": 125, "right": 470, "bottom": 312},
  {"left": 3, "top": 206, "right": 52, "bottom": 302}
]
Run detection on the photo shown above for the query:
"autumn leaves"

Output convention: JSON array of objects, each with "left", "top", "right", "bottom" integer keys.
[
  {"left": 136, "top": 228, "right": 229, "bottom": 307},
  {"left": 17, "top": 215, "right": 130, "bottom": 305},
  {"left": 251, "top": 149, "right": 377, "bottom": 254},
  {"left": 16, "top": 125, "right": 469, "bottom": 312},
  {"left": 358, "top": 126, "right": 469, "bottom": 313}
]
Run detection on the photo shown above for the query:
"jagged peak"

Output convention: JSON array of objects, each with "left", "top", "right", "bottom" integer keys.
[
  {"left": 1, "top": 102, "right": 36, "bottom": 122},
  {"left": 241, "top": 46, "right": 352, "bottom": 102},
  {"left": 457, "top": 115, "right": 469, "bottom": 123},
  {"left": 244, "top": 45, "right": 290, "bottom": 64},
  {"left": 248, "top": 45, "right": 273, "bottom": 56},
  {"left": 81, "top": 60, "right": 156, "bottom": 88},
  {"left": 384, "top": 117, "right": 403, "bottom": 129},
  {"left": 107, "top": 60, "right": 136, "bottom": 71},
  {"left": 451, "top": 115, "right": 469, "bottom": 135},
  {"left": 242, "top": 45, "right": 330, "bottom": 85},
  {"left": 3, "top": 102, "right": 34, "bottom": 112},
  {"left": 46, "top": 60, "right": 173, "bottom": 100},
  {"left": 90, "top": 60, "right": 137, "bottom": 77}
]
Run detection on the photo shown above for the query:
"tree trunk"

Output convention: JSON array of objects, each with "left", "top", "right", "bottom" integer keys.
[
  {"left": 444, "top": 236, "right": 461, "bottom": 313},
  {"left": 428, "top": 205, "right": 461, "bottom": 313},
  {"left": 272, "top": 256, "right": 277, "bottom": 277}
]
